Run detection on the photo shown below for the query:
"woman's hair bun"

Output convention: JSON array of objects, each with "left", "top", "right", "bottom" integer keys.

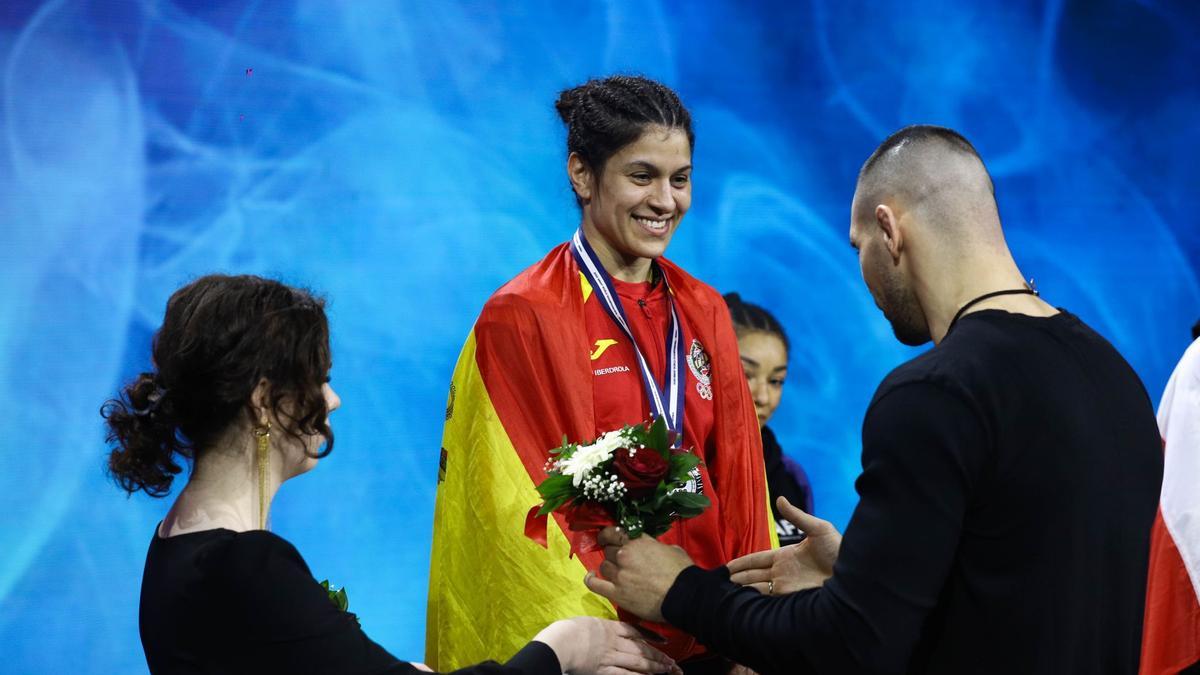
[
  {"left": 722, "top": 291, "right": 790, "bottom": 354},
  {"left": 554, "top": 85, "right": 585, "bottom": 125},
  {"left": 102, "top": 371, "right": 184, "bottom": 497}
]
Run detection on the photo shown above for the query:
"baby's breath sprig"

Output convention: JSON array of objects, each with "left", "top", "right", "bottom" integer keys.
[{"left": 581, "top": 472, "right": 628, "bottom": 502}]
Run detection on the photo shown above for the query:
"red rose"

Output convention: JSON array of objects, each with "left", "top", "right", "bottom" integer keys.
[
  {"left": 566, "top": 501, "right": 616, "bottom": 531},
  {"left": 613, "top": 446, "right": 670, "bottom": 499}
]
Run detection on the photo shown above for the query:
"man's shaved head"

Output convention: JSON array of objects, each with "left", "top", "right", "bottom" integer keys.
[
  {"left": 858, "top": 125, "right": 986, "bottom": 187},
  {"left": 850, "top": 125, "right": 1040, "bottom": 347},
  {"left": 849, "top": 126, "right": 1006, "bottom": 346},
  {"left": 854, "top": 125, "right": 999, "bottom": 242}
]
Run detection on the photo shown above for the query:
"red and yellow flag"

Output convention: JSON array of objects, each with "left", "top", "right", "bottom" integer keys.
[{"left": 426, "top": 244, "right": 774, "bottom": 670}]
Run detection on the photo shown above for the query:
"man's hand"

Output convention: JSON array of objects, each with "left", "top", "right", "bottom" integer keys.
[
  {"left": 727, "top": 496, "right": 842, "bottom": 595},
  {"left": 583, "top": 527, "right": 695, "bottom": 623}
]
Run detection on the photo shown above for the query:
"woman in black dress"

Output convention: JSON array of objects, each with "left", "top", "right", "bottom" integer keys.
[
  {"left": 104, "top": 274, "right": 677, "bottom": 675},
  {"left": 723, "top": 293, "right": 814, "bottom": 546}
]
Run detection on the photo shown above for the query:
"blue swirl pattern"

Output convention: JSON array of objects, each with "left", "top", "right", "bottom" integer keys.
[{"left": 0, "top": 1, "right": 1196, "bottom": 670}]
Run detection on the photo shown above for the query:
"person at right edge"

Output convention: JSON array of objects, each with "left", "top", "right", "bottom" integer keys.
[{"left": 585, "top": 125, "right": 1165, "bottom": 675}]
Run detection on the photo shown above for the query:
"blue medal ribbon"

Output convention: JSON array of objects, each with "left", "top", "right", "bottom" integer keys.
[{"left": 570, "top": 228, "right": 687, "bottom": 445}]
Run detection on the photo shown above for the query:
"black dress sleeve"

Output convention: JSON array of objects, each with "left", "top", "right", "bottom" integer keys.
[
  {"left": 761, "top": 426, "right": 815, "bottom": 544},
  {"left": 448, "top": 642, "right": 560, "bottom": 675},
  {"left": 210, "top": 531, "right": 560, "bottom": 675},
  {"left": 661, "top": 381, "right": 989, "bottom": 675}
]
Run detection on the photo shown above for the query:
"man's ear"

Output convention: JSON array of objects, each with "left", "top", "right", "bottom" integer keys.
[
  {"left": 875, "top": 204, "right": 903, "bottom": 264},
  {"left": 567, "top": 152, "right": 594, "bottom": 203}
]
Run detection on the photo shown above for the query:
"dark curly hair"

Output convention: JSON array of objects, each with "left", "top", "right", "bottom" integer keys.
[
  {"left": 555, "top": 74, "right": 694, "bottom": 194},
  {"left": 723, "top": 292, "right": 790, "bottom": 356},
  {"left": 103, "top": 274, "right": 333, "bottom": 497}
]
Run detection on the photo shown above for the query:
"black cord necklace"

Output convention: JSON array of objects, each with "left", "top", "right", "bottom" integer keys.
[{"left": 946, "top": 286, "right": 1040, "bottom": 336}]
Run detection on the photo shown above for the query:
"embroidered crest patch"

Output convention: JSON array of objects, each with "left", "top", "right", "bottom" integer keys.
[
  {"left": 688, "top": 339, "right": 713, "bottom": 400},
  {"left": 670, "top": 465, "right": 705, "bottom": 498}
]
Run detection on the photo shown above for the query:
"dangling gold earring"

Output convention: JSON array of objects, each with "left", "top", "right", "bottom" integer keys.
[{"left": 253, "top": 421, "right": 271, "bottom": 530}]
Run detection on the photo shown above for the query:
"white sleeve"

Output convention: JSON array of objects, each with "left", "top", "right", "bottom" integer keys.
[{"left": 1157, "top": 338, "right": 1200, "bottom": 600}]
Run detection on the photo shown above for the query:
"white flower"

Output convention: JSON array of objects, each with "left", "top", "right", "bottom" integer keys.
[
  {"left": 558, "top": 431, "right": 624, "bottom": 486},
  {"left": 594, "top": 430, "right": 628, "bottom": 455}
]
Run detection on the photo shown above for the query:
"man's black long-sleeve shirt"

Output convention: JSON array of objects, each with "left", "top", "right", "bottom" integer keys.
[{"left": 663, "top": 310, "right": 1163, "bottom": 674}]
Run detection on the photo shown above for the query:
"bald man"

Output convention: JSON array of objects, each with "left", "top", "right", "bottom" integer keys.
[{"left": 585, "top": 125, "right": 1164, "bottom": 674}]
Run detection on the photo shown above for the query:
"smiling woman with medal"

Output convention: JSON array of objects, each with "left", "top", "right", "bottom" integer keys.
[{"left": 426, "top": 76, "right": 775, "bottom": 675}]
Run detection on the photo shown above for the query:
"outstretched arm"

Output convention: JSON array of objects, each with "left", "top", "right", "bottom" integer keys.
[{"left": 588, "top": 382, "right": 988, "bottom": 674}]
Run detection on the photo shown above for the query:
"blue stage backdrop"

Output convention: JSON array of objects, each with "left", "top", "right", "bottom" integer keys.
[{"left": 0, "top": 0, "right": 1197, "bottom": 671}]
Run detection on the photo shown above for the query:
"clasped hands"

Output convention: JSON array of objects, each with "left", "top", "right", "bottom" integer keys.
[{"left": 584, "top": 496, "right": 842, "bottom": 622}]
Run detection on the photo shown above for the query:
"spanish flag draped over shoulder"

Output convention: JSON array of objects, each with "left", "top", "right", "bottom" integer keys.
[
  {"left": 426, "top": 243, "right": 774, "bottom": 670},
  {"left": 1141, "top": 338, "right": 1200, "bottom": 674}
]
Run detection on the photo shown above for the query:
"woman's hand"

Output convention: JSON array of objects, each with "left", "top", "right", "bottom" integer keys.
[
  {"left": 534, "top": 617, "right": 680, "bottom": 675},
  {"left": 727, "top": 496, "right": 842, "bottom": 595}
]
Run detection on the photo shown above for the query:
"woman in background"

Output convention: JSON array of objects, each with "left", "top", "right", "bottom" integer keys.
[
  {"left": 104, "top": 274, "right": 676, "bottom": 675},
  {"left": 724, "top": 292, "right": 814, "bottom": 546}
]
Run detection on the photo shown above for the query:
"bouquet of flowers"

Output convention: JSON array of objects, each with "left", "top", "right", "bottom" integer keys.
[{"left": 525, "top": 416, "right": 710, "bottom": 554}]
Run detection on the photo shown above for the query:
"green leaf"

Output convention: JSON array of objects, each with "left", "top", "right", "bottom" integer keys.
[
  {"left": 536, "top": 473, "right": 573, "bottom": 499},
  {"left": 670, "top": 492, "right": 711, "bottom": 510},
  {"left": 669, "top": 452, "right": 700, "bottom": 476},
  {"left": 551, "top": 441, "right": 577, "bottom": 457},
  {"left": 647, "top": 416, "right": 669, "bottom": 451},
  {"left": 319, "top": 579, "right": 350, "bottom": 612},
  {"left": 537, "top": 494, "right": 572, "bottom": 517},
  {"left": 647, "top": 490, "right": 668, "bottom": 512}
]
